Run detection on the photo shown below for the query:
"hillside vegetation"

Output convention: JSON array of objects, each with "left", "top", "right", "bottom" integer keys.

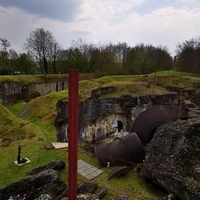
[{"left": 0, "top": 71, "right": 200, "bottom": 199}]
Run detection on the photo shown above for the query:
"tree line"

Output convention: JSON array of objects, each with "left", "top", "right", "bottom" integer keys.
[
  {"left": 0, "top": 27, "right": 199, "bottom": 75},
  {"left": 175, "top": 36, "right": 200, "bottom": 74}
]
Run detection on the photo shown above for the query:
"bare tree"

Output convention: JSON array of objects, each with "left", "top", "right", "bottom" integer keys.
[
  {"left": 49, "top": 40, "right": 62, "bottom": 73},
  {"left": 24, "top": 28, "right": 55, "bottom": 75},
  {"left": 0, "top": 37, "right": 10, "bottom": 51},
  {"left": 70, "top": 39, "right": 96, "bottom": 72},
  {"left": 0, "top": 37, "right": 11, "bottom": 68}
]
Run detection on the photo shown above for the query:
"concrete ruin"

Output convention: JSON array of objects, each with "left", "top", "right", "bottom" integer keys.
[
  {"left": 54, "top": 91, "right": 179, "bottom": 143},
  {"left": 0, "top": 81, "right": 67, "bottom": 105}
]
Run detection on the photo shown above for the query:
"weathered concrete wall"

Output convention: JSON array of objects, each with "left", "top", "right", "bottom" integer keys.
[
  {"left": 28, "top": 82, "right": 67, "bottom": 96},
  {"left": 1, "top": 82, "right": 21, "bottom": 99},
  {"left": 81, "top": 113, "right": 133, "bottom": 142},
  {"left": 54, "top": 92, "right": 180, "bottom": 142},
  {"left": 0, "top": 81, "right": 68, "bottom": 99}
]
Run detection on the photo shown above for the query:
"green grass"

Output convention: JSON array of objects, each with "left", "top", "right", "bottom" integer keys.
[
  {"left": 0, "top": 75, "right": 45, "bottom": 84},
  {"left": 0, "top": 140, "right": 68, "bottom": 187},
  {"left": 1, "top": 72, "right": 200, "bottom": 199},
  {"left": 154, "top": 70, "right": 200, "bottom": 77}
]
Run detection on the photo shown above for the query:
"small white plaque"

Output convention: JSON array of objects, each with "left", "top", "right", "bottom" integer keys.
[{"left": 14, "top": 158, "right": 31, "bottom": 166}]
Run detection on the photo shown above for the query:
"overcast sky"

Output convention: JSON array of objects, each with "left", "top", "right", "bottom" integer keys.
[{"left": 0, "top": 0, "right": 200, "bottom": 56}]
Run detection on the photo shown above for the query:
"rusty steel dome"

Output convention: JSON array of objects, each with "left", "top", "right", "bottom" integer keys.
[
  {"left": 94, "top": 132, "right": 145, "bottom": 167},
  {"left": 131, "top": 105, "right": 178, "bottom": 144}
]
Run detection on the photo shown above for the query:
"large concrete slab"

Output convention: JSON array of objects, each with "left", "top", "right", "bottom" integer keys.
[{"left": 52, "top": 142, "right": 68, "bottom": 149}]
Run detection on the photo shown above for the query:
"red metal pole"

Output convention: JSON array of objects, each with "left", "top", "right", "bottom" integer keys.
[{"left": 68, "top": 69, "right": 79, "bottom": 200}]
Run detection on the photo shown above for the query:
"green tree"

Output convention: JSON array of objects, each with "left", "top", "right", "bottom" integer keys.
[
  {"left": 88, "top": 48, "right": 102, "bottom": 73},
  {"left": 9, "top": 49, "right": 19, "bottom": 74},
  {"left": 123, "top": 44, "right": 173, "bottom": 74},
  {"left": 15, "top": 53, "right": 37, "bottom": 74},
  {"left": 96, "top": 43, "right": 123, "bottom": 75},
  {"left": 175, "top": 36, "right": 200, "bottom": 74}
]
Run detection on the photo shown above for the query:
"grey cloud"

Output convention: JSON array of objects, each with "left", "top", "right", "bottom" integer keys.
[
  {"left": 0, "top": 0, "right": 82, "bottom": 21},
  {"left": 0, "top": 8, "right": 6, "bottom": 14}
]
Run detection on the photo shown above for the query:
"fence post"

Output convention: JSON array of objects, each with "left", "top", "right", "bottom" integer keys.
[{"left": 68, "top": 69, "right": 79, "bottom": 200}]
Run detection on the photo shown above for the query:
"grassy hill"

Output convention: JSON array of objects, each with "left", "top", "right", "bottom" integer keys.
[{"left": 0, "top": 71, "right": 200, "bottom": 199}]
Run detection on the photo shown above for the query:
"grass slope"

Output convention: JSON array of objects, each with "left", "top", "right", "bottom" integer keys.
[{"left": 0, "top": 71, "right": 200, "bottom": 199}]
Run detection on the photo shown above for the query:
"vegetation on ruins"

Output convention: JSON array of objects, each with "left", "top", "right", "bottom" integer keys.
[{"left": 0, "top": 71, "right": 200, "bottom": 199}]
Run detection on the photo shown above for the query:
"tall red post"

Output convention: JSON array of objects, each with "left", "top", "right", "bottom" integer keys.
[{"left": 68, "top": 69, "right": 79, "bottom": 200}]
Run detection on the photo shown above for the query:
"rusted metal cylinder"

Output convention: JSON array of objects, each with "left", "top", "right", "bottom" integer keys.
[
  {"left": 94, "top": 132, "right": 145, "bottom": 167},
  {"left": 131, "top": 105, "right": 178, "bottom": 144}
]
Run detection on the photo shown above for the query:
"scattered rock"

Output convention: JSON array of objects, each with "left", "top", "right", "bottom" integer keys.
[
  {"left": 1, "top": 161, "right": 101, "bottom": 200},
  {"left": 1, "top": 140, "right": 11, "bottom": 147},
  {"left": 45, "top": 142, "right": 55, "bottom": 150},
  {"left": 77, "top": 182, "right": 98, "bottom": 194},
  {"left": 0, "top": 169, "right": 67, "bottom": 200},
  {"left": 142, "top": 117, "right": 200, "bottom": 200},
  {"left": 18, "top": 106, "right": 30, "bottom": 117},
  {"left": 114, "top": 196, "right": 134, "bottom": 200},
  {"left": 34, "top": 194, "right": 52, "bottom": 200},
  {"left": 37, "top": 137, "right": 44, "bottom": 142},
  {"left": 26, "top": 160, "right": 66, "bottom": 176},
  {"left": 91, "top": 86, "right": 116, "bottom": 99},
  {"left": 1, "top": 136, "right": 11, "bottom": 147},
  {"left": 26, "top": 132, "right": 36, "bottom": 139},
  {"left": 1, "top": 136, "right": 11, "bottom": 143},
  {"left": 61, "top": 194, "right": 100, "bottom": 200}
]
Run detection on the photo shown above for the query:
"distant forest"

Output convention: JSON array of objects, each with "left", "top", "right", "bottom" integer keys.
[{"left": 0, "top": 27, "right": 200, "bottom": 75}]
